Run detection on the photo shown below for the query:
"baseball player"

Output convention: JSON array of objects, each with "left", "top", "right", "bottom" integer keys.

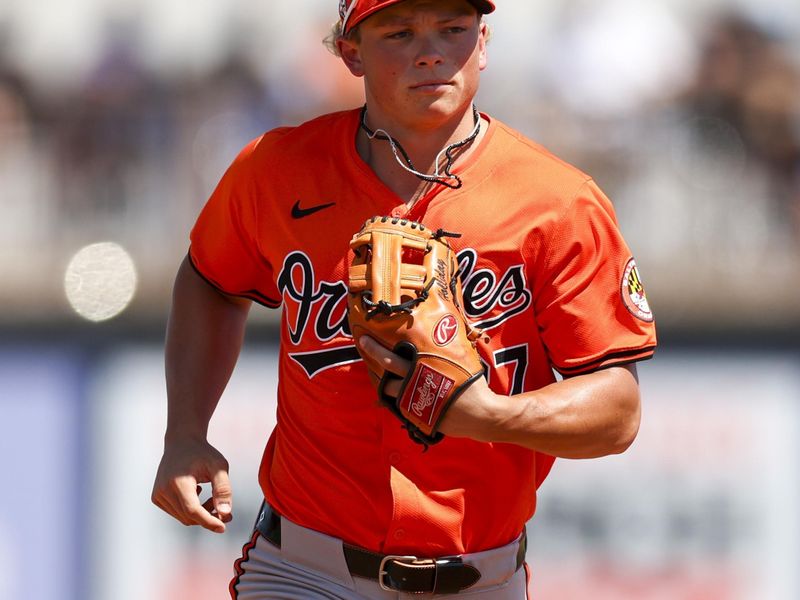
[{"left": 152, "top": 0, "right": 657, "bottom": 598}]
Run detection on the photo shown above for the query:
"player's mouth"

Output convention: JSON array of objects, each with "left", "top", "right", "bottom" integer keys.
[{"left": 410, "top": 80, "right": 453, "bottom": 92}]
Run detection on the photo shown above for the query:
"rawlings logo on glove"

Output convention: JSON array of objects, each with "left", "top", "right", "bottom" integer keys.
[
  {"left": 433, "top": 315, "right": 459, "bottom": 346},
  {"left": 347, "top": 216, "right": 488, "bottom": 447}
]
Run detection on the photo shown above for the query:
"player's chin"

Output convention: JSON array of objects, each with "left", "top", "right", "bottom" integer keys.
[{"left": 410, "top": 95, "right": 467, "bottom": 123}]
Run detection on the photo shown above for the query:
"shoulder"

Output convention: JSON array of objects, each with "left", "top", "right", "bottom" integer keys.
[
  {"left": 472, "top": 116, "right": 619, "bottom": 236},
  {"left": 249, "top": 110, "right": 357, "bottom": 160},
  {"left": 486, "top": 116, "right": 592, "bottom": 197},
  {"left": 228, "top": 109, "right": 359, "bottom": 175}
]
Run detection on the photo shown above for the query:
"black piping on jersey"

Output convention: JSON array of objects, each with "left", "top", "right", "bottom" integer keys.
[
  {"left": 187, "top": 251, "right": 282, "bottom": 309},
  {"left": 554, "top": 345, "right": 657, "bottom": 377}
]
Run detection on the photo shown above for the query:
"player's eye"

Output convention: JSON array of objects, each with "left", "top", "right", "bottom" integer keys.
[{"left": 385, "top": 29, "right": 412, "bottom": 40}]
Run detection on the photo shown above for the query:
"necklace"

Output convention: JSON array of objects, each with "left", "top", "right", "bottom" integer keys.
[{"left": 359, "top": 105, "right": 481, "bottom": 190}]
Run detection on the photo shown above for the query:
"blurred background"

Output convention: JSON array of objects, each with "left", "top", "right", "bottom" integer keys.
[{"left": 0, "top": 0, "right": 798, "bottom": 598}]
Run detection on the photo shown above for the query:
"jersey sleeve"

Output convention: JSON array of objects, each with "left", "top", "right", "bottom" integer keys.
[
  {"left": 188, "top": 136, "right": 282, "bottom": 308},
  {"left": 532, "top": 180, "right": 656, "bottom": 375}
]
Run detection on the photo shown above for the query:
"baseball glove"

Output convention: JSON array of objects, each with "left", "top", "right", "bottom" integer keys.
[{"left": 347, "top": 216, "right": 487, "bottom": 447}]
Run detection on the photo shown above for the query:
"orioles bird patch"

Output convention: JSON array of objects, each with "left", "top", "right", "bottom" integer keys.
[{"left": 621, "top": 258, "right": 653, "bottom": 322}]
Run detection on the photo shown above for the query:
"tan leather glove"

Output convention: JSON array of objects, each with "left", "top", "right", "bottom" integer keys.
[{"left": 348, "top": 216, "right": 488, "bottom": 447}]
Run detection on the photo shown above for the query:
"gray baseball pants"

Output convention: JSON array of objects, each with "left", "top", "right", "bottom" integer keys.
[{"left": 230, "top": 503, "right": 530, "bottom": 599}]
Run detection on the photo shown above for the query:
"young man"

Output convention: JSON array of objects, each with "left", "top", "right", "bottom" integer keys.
[{"left": 152, "top": 0, "right": 657, "bottom": 598}]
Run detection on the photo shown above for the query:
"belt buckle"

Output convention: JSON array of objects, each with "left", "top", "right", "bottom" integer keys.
[{"left": 378, "top": 555, "right": 418, "bottom": 592}]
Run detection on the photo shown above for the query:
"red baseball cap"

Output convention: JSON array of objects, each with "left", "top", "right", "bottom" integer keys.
[{"left": 339, "top": 0, "right": 495, "bottom": 34}]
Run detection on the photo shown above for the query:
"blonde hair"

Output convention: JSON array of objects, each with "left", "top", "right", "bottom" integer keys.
[
  {"left": 322, "top": 16, "right": 490, "bottom": 57},
  {"left": 323, "top": 20, "right": 359, "bottom": 56}
]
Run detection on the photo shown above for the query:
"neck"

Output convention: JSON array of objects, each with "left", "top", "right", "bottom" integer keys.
[{"left": 356, "top": 104, "right": 485, "bottom": 203}]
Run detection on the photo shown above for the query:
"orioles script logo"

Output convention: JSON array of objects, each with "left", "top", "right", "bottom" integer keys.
[
  {"left": 278, "top": 252, "right": 350, "bottom": 345},
  {"left": 433, "top": 314, "right": 459, "bottom": 346},
  {"left": 457, "top": 249, "right": 531, "bottom": 330},
  {"left": 279, "top": 249, "right": 532, "bottom": 378}
]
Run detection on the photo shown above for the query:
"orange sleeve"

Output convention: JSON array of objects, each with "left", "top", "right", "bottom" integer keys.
[
  {"left": 532, "top": 180, "right": 656, "bottom": 375},
  {"left": 188, "top": 135, "right": 281, "bottom": 308}
]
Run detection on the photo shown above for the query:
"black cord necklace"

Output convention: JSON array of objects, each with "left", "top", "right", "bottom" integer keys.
[{"left": 359, "top": 105, "right": 481, "bottom": 190}]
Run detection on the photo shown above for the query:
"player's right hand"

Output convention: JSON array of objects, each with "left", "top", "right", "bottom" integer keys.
[{"left": 151, "top": 436, "right": 233, "bottom": 534}]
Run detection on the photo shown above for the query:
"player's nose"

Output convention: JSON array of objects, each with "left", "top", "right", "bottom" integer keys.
[
  {"left": 416, "top": 53, "right": 445, "bottom": 67},
  {"left": 414, "top": 37, "right": 445, "bottom": 67}
]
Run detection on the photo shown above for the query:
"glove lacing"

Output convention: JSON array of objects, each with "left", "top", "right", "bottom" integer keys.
[{"left": 359, "top": 225, "right": 462, "bottom": 320}]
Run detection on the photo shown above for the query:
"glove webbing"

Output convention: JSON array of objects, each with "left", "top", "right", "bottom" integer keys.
[
  {"left": 355, "top": 220, "right": 462, "bottom": 319},
  {"left": 362, "top": 277, "right": 436, "bottom": 319},
  {"left": 361, "top": 254, "right": 462, "bottom": 319}
]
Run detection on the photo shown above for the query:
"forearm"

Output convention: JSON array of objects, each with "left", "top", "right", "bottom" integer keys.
[
  {"left": 164, "top": 257, "right": 251, "bottom": 441},
  {"left": 356, "top": 335, "right": 642, "bottom": 458},
  {"left": 484, "top": 365, "right": 641, "bottom": 458},
  {"left": 442, "top": 364, "right": 641, "bottom": 458}
]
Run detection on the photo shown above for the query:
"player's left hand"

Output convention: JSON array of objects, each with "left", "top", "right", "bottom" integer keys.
[{"left": 357, "top": 335, "right": 501, "bottom": 442}]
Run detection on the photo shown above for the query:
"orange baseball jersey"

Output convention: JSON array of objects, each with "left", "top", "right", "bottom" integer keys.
[{"left": 189, "top": 108, "right": 657, "bottom": 556}]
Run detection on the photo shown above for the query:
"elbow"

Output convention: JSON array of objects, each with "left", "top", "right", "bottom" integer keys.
[
  {"left": 609, "top": 399, "right": 641, "bottom": 455},
  {"left": 607, "top": 367, "right": 642, "bottom": 455},
  {"left": 610, "top": 418, "right": 639, "bottom": 454}
]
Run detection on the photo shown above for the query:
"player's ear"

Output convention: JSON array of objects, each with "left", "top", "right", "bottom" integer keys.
[
  {"left": 338, "top": 37, "right": 365, "bottom": 77},
  {"left": 477, "top": 21, "right": 488, "bottom": 71}
]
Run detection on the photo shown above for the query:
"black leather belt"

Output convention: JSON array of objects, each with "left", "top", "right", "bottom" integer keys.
[{"left": 256, "top": 507, "right": 527, "bottom": 595}]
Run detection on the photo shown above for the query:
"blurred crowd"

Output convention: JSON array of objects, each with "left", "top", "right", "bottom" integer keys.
[
  {"left": 522, "top": 5, "right": 800, "bottom": 328},
  {"left": 0, "top": 2, "right": 798, "bottom": 328}
]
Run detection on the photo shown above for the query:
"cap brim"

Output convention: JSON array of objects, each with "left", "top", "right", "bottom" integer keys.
[
  {"left": 346, "top": 0, "right": 496, "bottom": 33},
  {"left": 469, "top": 0, "right": 495, "bottom": 14}
]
